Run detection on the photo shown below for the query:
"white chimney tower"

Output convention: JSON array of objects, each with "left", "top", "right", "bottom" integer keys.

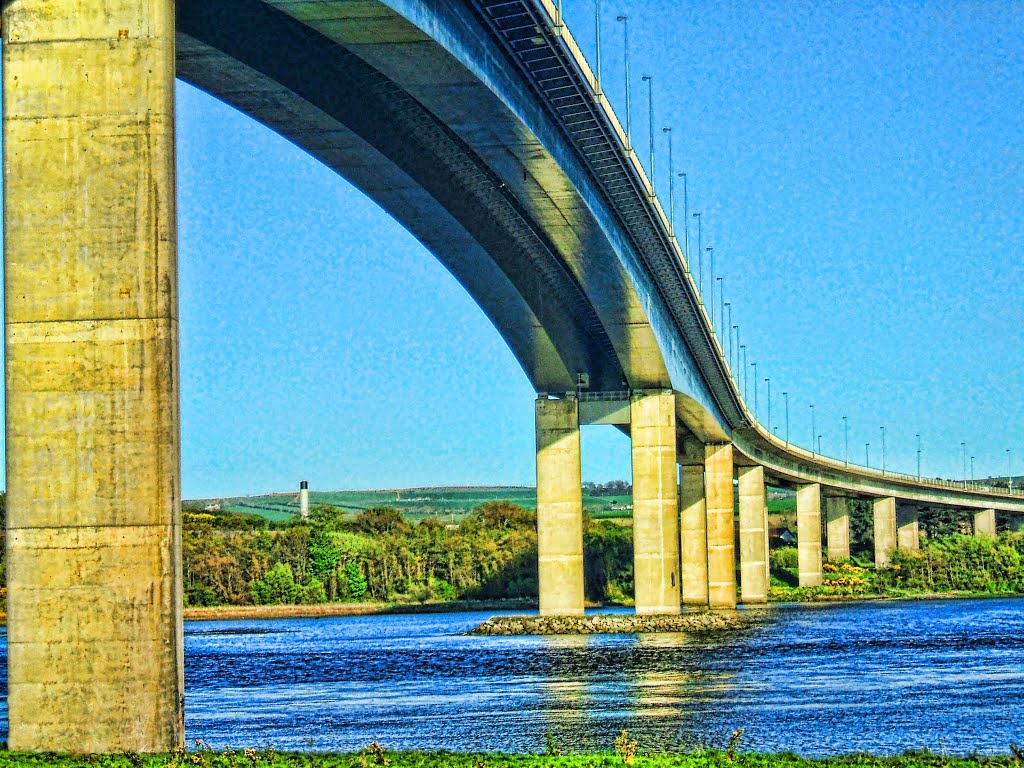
[{"left": 299, "top": 480, "right": 309, "bottom": 519}]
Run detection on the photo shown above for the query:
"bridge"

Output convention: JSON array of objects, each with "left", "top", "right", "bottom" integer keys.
[{"left": 3, "top": 0, "right": 1022, "bottom": 753}]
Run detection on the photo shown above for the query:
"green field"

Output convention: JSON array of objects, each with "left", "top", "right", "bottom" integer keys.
[{"left": 189, "top": 486, "right": 636, "bottom": 523}]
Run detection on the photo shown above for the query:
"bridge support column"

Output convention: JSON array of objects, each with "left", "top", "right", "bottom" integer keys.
[
  {"left": 873, "top": 497, "right": 898, "bottom": 568},
  {"left": 630, "top": 392, "right": 680, "bottom": 615},
  {"left": 738, "top": 466, "right": 769, "bottom": 603},
  {"left": 679, "top": 440, "right": 709, "bottom": 606},
  {"left": 3, "top": 1, "right": 184, "bottom": 753},
  {"left": 825, "top": 496, "right": 851, "bottom": 560},
  {"left": 797, "top": 484, "right": 823, "bottom": 587},
  {"left": 974, "top": 508, "right": 996, "bottom": 538},
  {"left": 897, "top": 506, "right": 920, "bottom": 551},
  {"left": 536, "top": 396, "right": 584, "bottom": 616},
  {"left": 705, "top": 444, "right": 737, "bottom": 609}
]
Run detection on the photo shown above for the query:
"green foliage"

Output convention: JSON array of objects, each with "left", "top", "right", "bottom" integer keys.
[
  {"left": 250, "top": 562, "right": 299, "bottom": 605},
  {"left": 344, "top": 560, "right": 368, "bottom": 600},
  {"left": 308, "top": 527, "right": 341, "bottom": 579}
]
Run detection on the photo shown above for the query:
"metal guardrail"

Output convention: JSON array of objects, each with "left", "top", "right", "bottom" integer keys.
[{"left": 469, "top": 0, "right": 1023, "bottom": 503}]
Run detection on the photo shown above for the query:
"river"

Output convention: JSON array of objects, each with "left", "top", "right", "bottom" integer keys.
[{"left": 2, "top": 597, "right": 1023, "bottom": 755}]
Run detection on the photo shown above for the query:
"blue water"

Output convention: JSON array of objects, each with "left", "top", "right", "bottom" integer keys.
[{"left": 4, "top": 598, "right": 1024, "bottom": 755}]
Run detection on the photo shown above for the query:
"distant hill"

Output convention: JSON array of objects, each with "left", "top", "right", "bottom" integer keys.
[{"left": 186, "top": 485, "right": 637, "bottom": 523}]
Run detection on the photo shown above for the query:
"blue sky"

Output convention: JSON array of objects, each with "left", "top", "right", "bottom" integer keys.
[{"left": 11, "top": 1, "right": 1024, "bottom": 499}]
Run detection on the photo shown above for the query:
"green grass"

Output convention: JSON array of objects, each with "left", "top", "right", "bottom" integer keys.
[{"left": 0, "top": 749, "right": 1018, "bottom": 768}]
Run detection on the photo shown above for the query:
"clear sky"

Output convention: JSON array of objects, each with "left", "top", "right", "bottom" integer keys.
[{"left": 7, "top": 1, "right": 1023, "bottom": 499}]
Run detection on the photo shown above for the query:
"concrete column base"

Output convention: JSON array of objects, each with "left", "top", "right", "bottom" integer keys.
[
  {"left": 873, "top": 497, "right": 898, "bottom": 568},
  {"left": 630, "top": 391, "right": 680, "bottom": 615},
  {"left": 825, "top": 496, "right": 851, "bottom": 561},
  {"left": 738, "top": 465, "right": 769, "bottom": 603},
  {"left": 705, "top": 444, "right": 736, "bottom": 609},
  {"left": 974, "top": 508, "right": 996, "bottom": 538},
  {"left": 536, "top": 396, "right": 584, "bottom": 616},
  {"left": 679, "top": 438, "right": 709, "bottom": 606},
  {"left": 797, "top": 484, "right": 823, "bottom": 587},
  {"left": 897, "top": 506, "right": 920, "bottom": 552}
]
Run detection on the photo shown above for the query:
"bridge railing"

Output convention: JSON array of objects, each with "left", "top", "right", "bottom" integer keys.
[{"left": 519, "top": 0, "right": 1024, "bottom": 503}]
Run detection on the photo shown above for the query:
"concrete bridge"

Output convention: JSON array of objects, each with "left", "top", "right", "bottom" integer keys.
[{"left": 3, "top": 0, "right": 1022, "bottom": 753}]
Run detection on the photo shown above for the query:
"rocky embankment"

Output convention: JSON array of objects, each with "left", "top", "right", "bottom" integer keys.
[{"left": 469, "top": 610, "right": 747, "bottom": 636}]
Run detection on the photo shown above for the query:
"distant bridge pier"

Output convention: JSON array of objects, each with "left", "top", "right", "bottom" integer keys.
[
  {"left": 630, "top": 391, "right": 681, "bottom": 615},
  {"left": 974, "top": 508, "right": 996, "bottom": 538},
  {"left": 897, "top": 505, "right": 921, "bottom": 552},
  {"left": 535, "top": 395, "right": 585, "bottom": 616},
  {"left": 705, "top": 444, "right": 738, "bottom": 608},
  {"left": 737, "top": 466, "right": 769, "bottom": 604},
  {"left": 873, "top": 497, "right": 898, "bottom": 567},
  {"left": 3, "top": 0, "right": 184, "bottom": 752},
  {"left": 796, "top": 484, "right": 823, "bottom": 587},
  {"left": 678, "top": 440, "right": 710, "bottom": 606},
  {"left": 825, "top": 496, "right": 852, "bottom": 561}
]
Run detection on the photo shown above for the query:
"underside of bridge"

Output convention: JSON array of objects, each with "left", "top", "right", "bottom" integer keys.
[{"left": 4, "top": 0, "right": 1023, "bottom": 753}]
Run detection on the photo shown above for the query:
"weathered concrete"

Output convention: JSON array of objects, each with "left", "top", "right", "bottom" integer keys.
[
  {"left": 873, "top": 497, "right": 898, "bottom": 568},
  {"left": 705, "top": 443, "right": 737, "bottom": 608},
  {"left": 974, "top": 508, "right": 997, "bottom": 538},
  {"left": 738, "top": 465, "right": 769, "bottom": 603},
  {"left": 2, "top": 0, "right": 184, "bottom": 752},
  {"left": 897, "top": 506, "right": 920, "bottom": 551},
  {"left": 679, "top": 441, "right": 709, "bottom": 606},
  {"left": 535, "top": 396, "right": 584, "bottom": 616},
  {"left": 825, "top": 496, "right": 851, "bottom": 561},
  {"left": 631, "top": 391, "right": 680, "bottom": 615},
  {"left": 797, "top": 484, "right": 823, "bottom": 587}
]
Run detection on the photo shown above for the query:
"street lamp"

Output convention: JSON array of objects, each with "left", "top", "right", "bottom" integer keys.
[
  {"left": 818, "top": 434, "right": 823, "bottom": 455},
  {"left": 594, "top": 0, "right": 603, "bottom": 95},
  {"left": 842, "top": 416, "right": 849, "bottom": 466},
  {"left": 663, "top": 128, "right": 676, "bottom": 236},
  {"left": 734, "top": 326, "right": 741, "bottom": 377},
  {"left": 716, "top": 276, "right": 724, "bottom": 330},
  {"left": 741, "top": 344, "right": 748, "bottom": 397},
  {"left": 916, "top": 433, "right": 921, "bottom": 480},
  {"left": 707, "top": 245, "right": 715, "bottom": 324},
  {"left": 880, "top": 426, "right": 886, "bottom": 475},
  {"left": 616, "top": 15, "right": 630, "bottom": 150},
  {"left": 765, "top": 378, "right": 772, "bottom": 430},
  {"left": 680, "top": 173, "right": 689, "bottom": 261},
  {"left": 693, "top": 212, "right": 702, "bottom": 296},
  {"left": 810, "top": 404, "right": 815, "bottom": 455},
  {"left": 726, "top": 303, "right": 734, "bottom": 369},
  {"left": 1008, "top": 449, "right": 1013, "bottom": 492},
  {"left": 961, "top": 441, "right": 967, "bottom": 488},
  {"left": 783, "top": 391, "right": 790, "bottom": 445},
  {"left": 866, "top": 442, "right": 871, "bottom": 467},
  {"left": 971, "top": 455, "right": 975, "bottom": 486},
  {"left": 751, "top": 362, "right": 758, "bottom": 420},
  {"left": 641, "top": 75, "right": 654, "bottom": 187}
]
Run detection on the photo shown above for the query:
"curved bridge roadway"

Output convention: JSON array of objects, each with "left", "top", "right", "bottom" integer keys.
[{"left": 3, "top": 0, "right": 1021, "bottom": 753}]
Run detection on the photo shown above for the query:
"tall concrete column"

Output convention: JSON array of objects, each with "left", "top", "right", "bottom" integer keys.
[
  {"left": 679, "top": 440, "right": 709, "bottom": 606},
  {"left": 873, "top": 497, "right": 898, "bottom": 568},
  {"left": 536, "top": 396, "right": 584, "bottom": 616},
  {"left": 797, "top": 484, "right": 823, "bottom": 587},
  {"left": 974, "top": 508, "right": 996, "bottom": 538},
  {"left": 630, "top": 391, "right": 680, "bottom": 615},
  {"left": 3, "top": 2, "right": 184, "bottom": 753},
  {"left": 738, "top": 465, "right": 769, "bottom": 603},
  {"left": 825, "top": 496, "right": 851, "bottom": 561},
  {"left": 897, "top": 506, "right": 920, "bottom": 551},
  {"left": 705, "top": 443, "right": 737, "bottom": 609}
]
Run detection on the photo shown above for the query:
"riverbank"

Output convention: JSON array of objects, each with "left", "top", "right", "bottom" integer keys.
[
  {"left": 0, "top": 749, "right": 1016, "bottom": 768},
  {"left": 471, "top": 610, "right": 746, "bottom": 635}
]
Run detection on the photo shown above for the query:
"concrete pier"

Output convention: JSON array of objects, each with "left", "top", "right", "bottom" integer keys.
[
  {"left": 974, "top": 508, "right": 996, "bottom": 538},
  {"left": 825, "top": 496, "right": 851, "bottom": 560},
  {"left": 873, "top": 497, "right": 898, "bottom": 567},
  {"left": 3, "top": 0, "right": 184, "bottom": 752},
  {"left": 738, "top": 465, "right": 769, "bottom": 603},
  {"left": 679, "top": 439, "right": 709, "bottom": 606},
  {"left": 705, "top": 444, "right": 737, "bottom": 609},
  {"left": 535, "top": 396, "right": 584, "bottom": 616},
  {"left": 897, "top": 506, "right": 920, "bottom": 551},
  {"left": 797, "top": 484, "right": 823, "bottom": 587},
  {"left": 630, "top": 391, "right": 680, "bottom": 615}
]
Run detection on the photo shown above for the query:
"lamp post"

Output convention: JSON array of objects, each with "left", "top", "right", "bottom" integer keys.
[
  {"left": 842, "top": 416, "right": 849, "bottom": 466},
  {"left": 693, "top": 212, "right": 702, "bottom": 296},
  {"left": 916, "top": 433, "right": 921, "bottom": 480},
  {"left": 733, "top": 326, "right": 741, "bottom": 377},
  {"left": 716, "top": 276, "right": 724, "bottom": 331},
  {"left": 680, "top": 173, "right": 689, "bottom": 261},
  {"left": 765, "top": 378, "right": 771, "bottom": 430},
  {"left": 818, "top": 435, "right": 823, "bottom": 455},
  {"left": 616, "top": 15, "right": 630, "bottom": 150},
  {"left": 866, "top": 442, "right": 871, "bottom": 467},
  {"left": 663, "top": 128, "right": 675, "bottom": 235},
  {"left": 810, "top": 404, "right": 815, "bottom": 456},
  {"left": 971, "top": 455, "right": 975, "bottom": 486},
  {"left": 725, "top": 303, "right": 733, "bottom": 369},
  {"left": 752, "top": 362, "right": 758, "bottom": 419},
  {"left": 880, "top": 426, "right": 886, "bottom": 475},
  {"left": 741, "top": 344, "right": 748, "bottom": 397},
  {"left": 783, "top": 391, "right": 789, "bottom": 446},
  {"left": 594, "top": 0, "right": 602, "bottom": 94},
  {"left": 642, "top": 75, "right": 654, "bottom": 187},
  {"left": 707, "top": 245, "right": 715, "bottom": 324},
  {"left": 1008, "top": 449, "right": 1013, "bottom": 492},
  {"left": 961, "top": 441, "right": 967, "bottom": 488}
]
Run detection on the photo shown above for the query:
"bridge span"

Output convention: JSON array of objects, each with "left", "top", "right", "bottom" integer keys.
[{"left": 3, "top": 0, "right": 1022, "bottom": 753}]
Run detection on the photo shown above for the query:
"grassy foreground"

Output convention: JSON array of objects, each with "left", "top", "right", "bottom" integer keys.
[{"left": 0, "top": 747, "right": 1020, "bottom": 768}]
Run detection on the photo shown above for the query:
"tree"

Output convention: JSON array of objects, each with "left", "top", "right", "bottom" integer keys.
[
  {"left": 251, "top": 561, "right": 299, "bottom": 604},
  {"left": 345, "top": 560, "right": 368, "bottom": 600},
  {"left": 308, "top": 527, "right": 340, "bottom": 579}
]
